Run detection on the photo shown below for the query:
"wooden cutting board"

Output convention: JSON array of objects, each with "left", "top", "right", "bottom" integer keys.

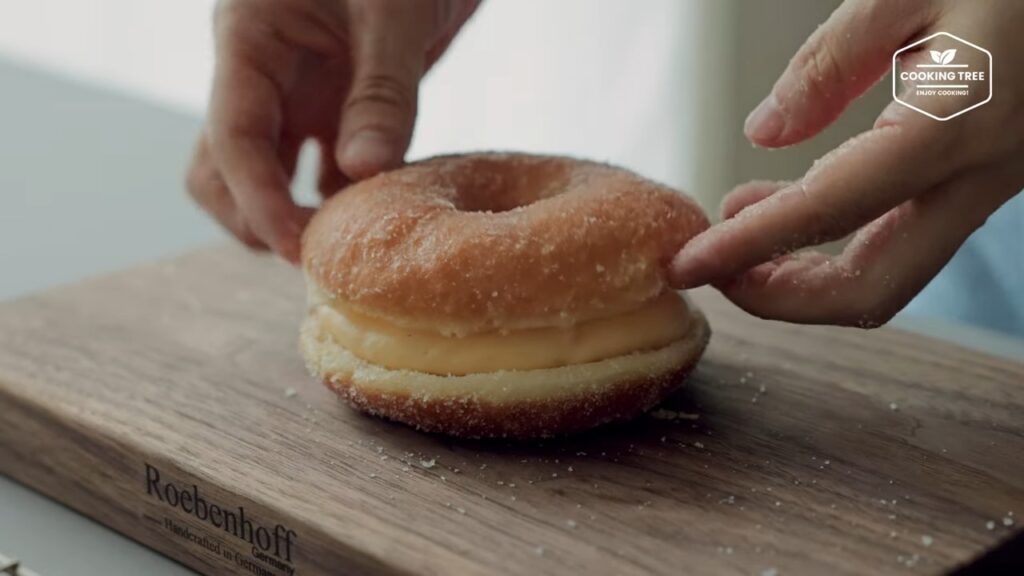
[{"left": 1, "top": 244, "right": 1022, "bottom": 576}]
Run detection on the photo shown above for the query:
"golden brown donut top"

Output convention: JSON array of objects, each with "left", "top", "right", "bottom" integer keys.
[{"left": 302, "top": 153, "right": 709, "bottom": 336}]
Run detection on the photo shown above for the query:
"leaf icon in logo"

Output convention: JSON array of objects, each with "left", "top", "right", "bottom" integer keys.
[
  {"left": 930, "top": 50, "right": 944, "bottom": 64},
  {"left": 940, "top": 48, "right": 957, "bottom": 64}
]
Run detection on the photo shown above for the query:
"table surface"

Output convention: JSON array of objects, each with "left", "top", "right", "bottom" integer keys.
[{"left": 1, "top": 58, "right": 1022, "bottom": 576}]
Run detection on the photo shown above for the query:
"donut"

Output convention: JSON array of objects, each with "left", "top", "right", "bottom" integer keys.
[{"left": 300, "top": 153, "right": 710, "bottom": 438}]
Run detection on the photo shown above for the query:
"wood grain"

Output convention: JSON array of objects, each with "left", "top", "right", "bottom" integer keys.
[{"left": 1, "top": 243, "right": 1022, "bottom": 576}]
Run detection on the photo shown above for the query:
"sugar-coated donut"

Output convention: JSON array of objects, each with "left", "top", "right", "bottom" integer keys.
[{"left": 301, "top": 153, "right": 711, "bottom": 438}]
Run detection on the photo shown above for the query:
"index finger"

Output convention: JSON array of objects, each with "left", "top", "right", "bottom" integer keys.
[
  {"left": 208, "top": 41, "right": 311, "bottom": 264},
  {"left": 670, "top": 110, "right": 968, "bottom": 289}
]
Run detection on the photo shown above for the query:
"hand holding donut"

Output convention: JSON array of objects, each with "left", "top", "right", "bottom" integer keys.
[
  {"left": 670, "top": 0, "right": 1024, "bottom": 327},
  {"left": 186, "top": 0, "right": 478, "bottom": 263}
]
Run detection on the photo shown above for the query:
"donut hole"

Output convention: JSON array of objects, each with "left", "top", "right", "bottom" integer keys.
[{"left": 442, "top": 156, "right": 576, "bottom": 213}]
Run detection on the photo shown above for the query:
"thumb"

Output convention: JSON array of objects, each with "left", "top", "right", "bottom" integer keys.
[
  {"left": 336, "top": 1, "right": 434, "bottom": 180},
  {"left": 745, "top": 1, "right": 934, "bottom": 148}
]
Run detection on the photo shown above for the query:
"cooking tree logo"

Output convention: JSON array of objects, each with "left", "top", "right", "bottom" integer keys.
[
  {"left": 892, "top": 32, "right": 992, "bottom": 121},
  {"left": 144, "top": 463, "right": 298, "bottom": 576}
]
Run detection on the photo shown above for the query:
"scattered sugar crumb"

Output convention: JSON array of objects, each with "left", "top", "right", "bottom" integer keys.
[
  {"left": 566, "top": 520, "right": 577, "bottom": 529},
  {"left": 534, "top": 546, "right": 545, "bottom": 557},
  {"left": 889, "top": 402, "right": 899, "bottom": 411},
  {"left": 986, "top": 521, "right": 996, "bottom": 530},
  {"left": 456, "top": 507, "right": 466, "bottom": 515},
  {"left": 693, "top": 441, "right": 705, "bottom": 449},
  {"left": 419, "top": 458, "right": 436, "bottom": 469},
  {"left": 283, "top": 387, "right": 297, "bottom": 398},
  {"left": 921, "top": 535, "right": 933, "bottom": 547},
  {"left": 1003, "top": 516, "right": 1015, "bottom": 527}
]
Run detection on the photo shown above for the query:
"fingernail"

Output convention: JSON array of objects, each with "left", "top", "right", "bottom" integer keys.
[
  {"left": 340, "top": 130, "right": 394, "bottom": 178},
  {"left": 670, "top": 246, "right": 711, "bottom": 290},
  {"left": 279, "top": 238, "right": 301, "bottom": 267},
  {"left": 744, "top": 93, "right": 785, "bottom": 144}
]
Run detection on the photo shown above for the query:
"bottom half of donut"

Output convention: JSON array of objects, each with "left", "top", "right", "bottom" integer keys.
[{"left": 300, "top": 305, "right": 710, "bottom": 438}]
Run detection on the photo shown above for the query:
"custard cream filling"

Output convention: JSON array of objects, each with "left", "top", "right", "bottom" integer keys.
[{"left": 310, "top": 291, "right": 691, "bottom": 375}]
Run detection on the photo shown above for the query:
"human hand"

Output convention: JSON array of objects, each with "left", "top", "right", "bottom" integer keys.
[
  {"left": 670, "top": 0, "right": 1024, "bottom": 327},
  {"left": 187, "top": 0, "right": 478, "bottom": 263}
]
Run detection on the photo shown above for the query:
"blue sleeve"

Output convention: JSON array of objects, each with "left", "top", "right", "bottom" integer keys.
[{"left": 904, "top": 191, "right": 1024, "bottom": 339}]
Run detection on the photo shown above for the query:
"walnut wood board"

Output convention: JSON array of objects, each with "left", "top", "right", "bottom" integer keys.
[{"left": 1, "top": 244, "right": 1022, "bottom": 576}]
